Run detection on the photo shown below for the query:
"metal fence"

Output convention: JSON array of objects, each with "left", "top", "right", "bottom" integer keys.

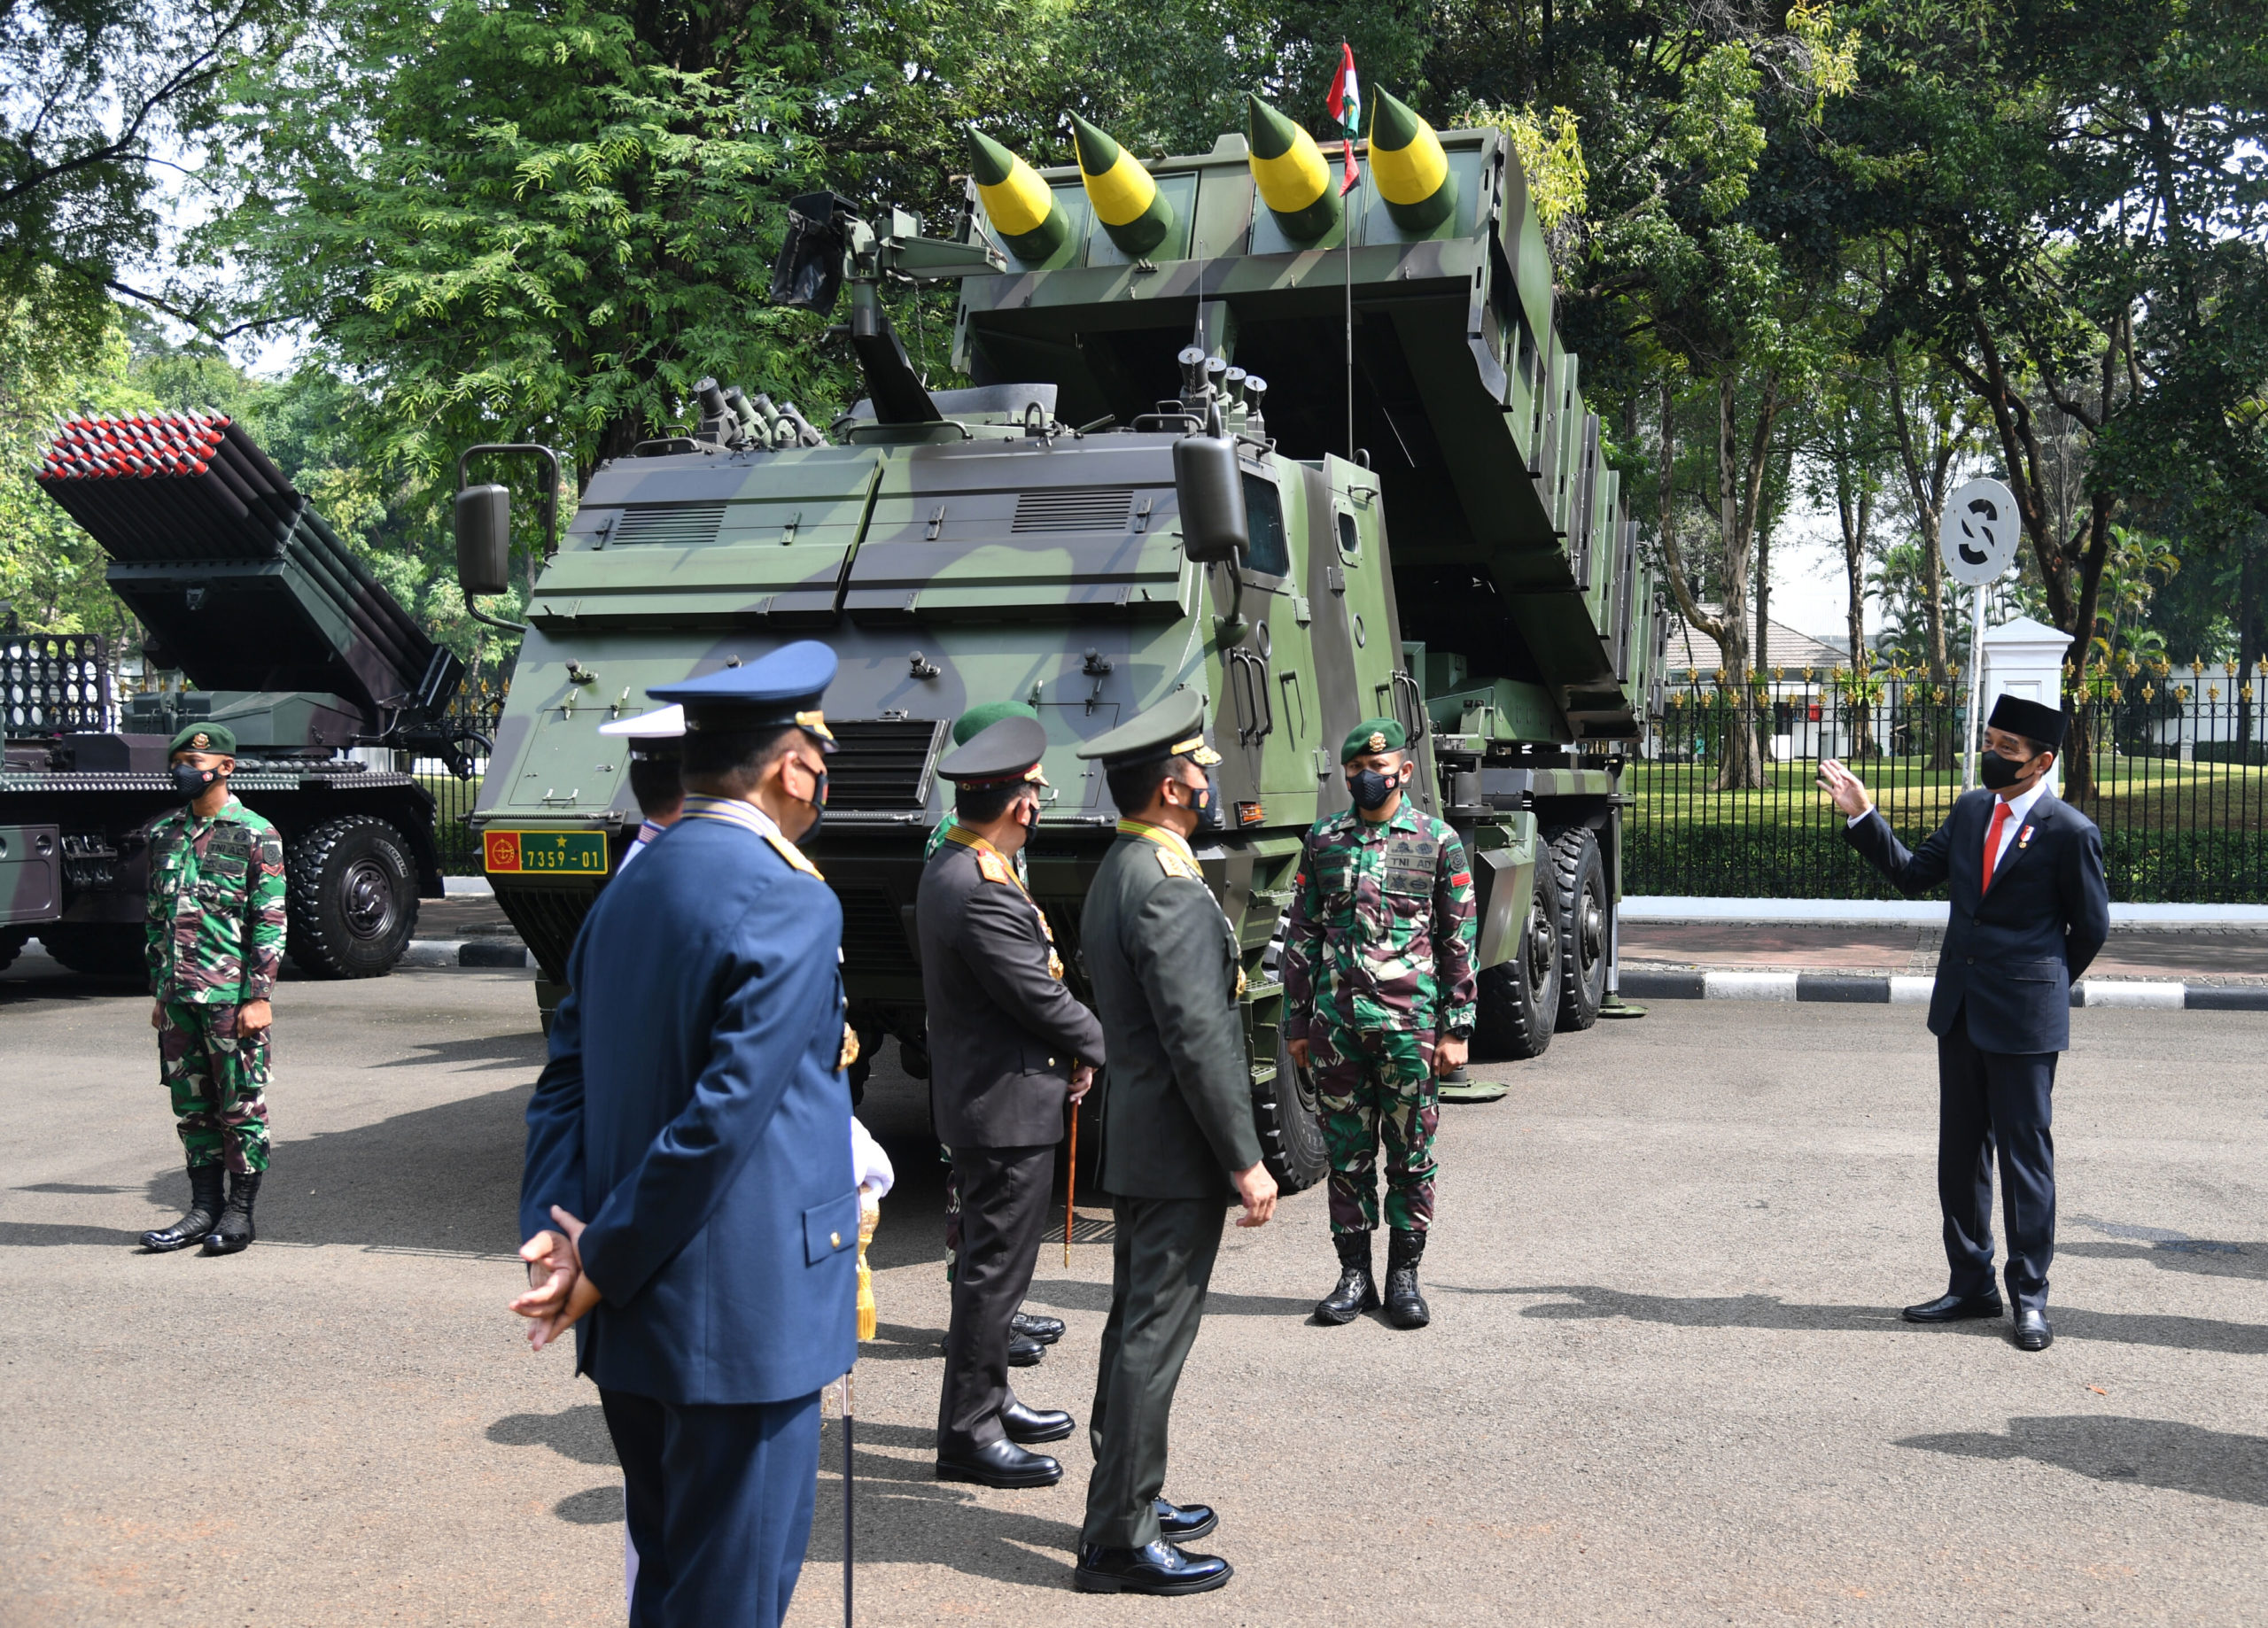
[
  {"left": 1626, "top": 670, "right": 2268, "bottom": 903},
  {"left": 417, "top": 688, "right": 506, "bottom": 873}
]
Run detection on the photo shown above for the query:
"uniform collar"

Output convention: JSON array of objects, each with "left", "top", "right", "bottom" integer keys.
[
  {"left": 1349, "top": 797, "right": 1420, "bottom": 836},
  {"left": 678, "top": 794, "right": 781, "bottom": 840},
  {"left": 1993, "top": 779, "right": 2049, "bottom": 828},
  {"left": 1116, "top": 817, "right": 1196, "bottom": 867},
  {"left": 183, "top": 794, "right": 247, "bottom": 829}
]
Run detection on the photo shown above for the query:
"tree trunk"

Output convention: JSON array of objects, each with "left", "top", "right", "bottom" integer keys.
[
  {"left": 2240, "top": 531, "right": 2262, "bottom": 751},
  {"left": 1836, "top": 454, "right": 1873, "bottom": 756}
]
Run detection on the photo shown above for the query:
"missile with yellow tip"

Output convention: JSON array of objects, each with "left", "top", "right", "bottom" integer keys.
[
  {"left": 1368, "top": 87, "right": 1456, "bottom": 234},
  {"left": 1245, "top": 93, "right": 1342, "bottom": 244},
  {"left": 966, "top": 126, "right": 1071, "bottom": 265},
  {"left": 1068, "top": 112, "right": 1174, "bottom": 258}
]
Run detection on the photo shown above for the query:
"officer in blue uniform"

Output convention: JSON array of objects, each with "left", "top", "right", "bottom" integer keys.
[
  {"left": 1821, "top": 692, "right": 2110, "bottom": 1353},
  {"left": 514, "top": 641, "right": 860, "bottom": 1627}
]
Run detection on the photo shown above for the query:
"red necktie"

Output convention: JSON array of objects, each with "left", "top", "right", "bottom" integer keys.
[{"left": 1983, "top": 801, "right": 2011, "bottom": 892}]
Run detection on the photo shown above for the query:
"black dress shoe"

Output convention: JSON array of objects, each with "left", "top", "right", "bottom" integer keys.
[
  {"left": 936, "top": 1438, "right": 1062, "bottom": 1488},
  {"left": 1001, "top": 1399, "right": 1074, "bottom": 1444},
  {"left": 1073, "top": 1540, "right": 1231, "bottom": 1595},
  {"left": 1902, "top": 1291, "right": 2004, "bottom": 1324},
  {"left": 1156, "top": 1497, "right": 1217, "bottom": 1542},
  {"left": 1007, "top": 1331, "right": 1045, "bottom": 1367},
  {"left": 1011, "top": 1310, "right": 1065, "bottom": 1345},
  {"left": 2013, "top": 1309, "right": 2054, "bottom": 1351}
]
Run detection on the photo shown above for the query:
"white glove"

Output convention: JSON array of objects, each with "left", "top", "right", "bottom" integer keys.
[{"left": 850, "top": 1117, "right": 895, "bottom": 1198}]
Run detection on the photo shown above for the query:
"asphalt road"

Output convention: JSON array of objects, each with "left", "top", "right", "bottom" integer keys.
[{"left": 4, "top": 946, "right": 2265, "bottom": 1625}]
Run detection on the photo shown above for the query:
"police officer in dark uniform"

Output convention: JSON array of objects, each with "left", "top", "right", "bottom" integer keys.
[
  {"left": 1073, "top": 692, "right": 1277, "bottom": 1596},
  {"left": 919, "top": 715, "right": 1106, "bottom": 1489}
]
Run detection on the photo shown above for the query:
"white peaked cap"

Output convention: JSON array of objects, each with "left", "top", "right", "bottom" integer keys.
[{"left": 598, "top": 703, "right": 687, "bottom": 740}]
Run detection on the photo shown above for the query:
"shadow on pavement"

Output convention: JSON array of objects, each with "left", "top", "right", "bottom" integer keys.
[
  {"left": 804, "top": 1418, "right": 1084, "bottom": 1587},
  {"left": 0, "top": 1221, "right": 151, "bottom": 1247},
  {"left": 1487, "top": 1284, "right": 2268, "bottom": 1355},
  {"left": 366, "top": 1032, "right": 552, "bottom": 1074},
  {"left": 136, "top": 1081, "right": 536, "bottom": 1258},
  {"left": 1897, "top": 1415, "right": 2268, "bottom": 1506},
  {"left": 490, "top": 1403, "right": 619, "bottom": 1467},
  {"left": 2061, "top": 1240, "right": 2268, "bottom": 1281},
  {"left": 863, "top": 1322, "right": 949, "bottom": 1362}
]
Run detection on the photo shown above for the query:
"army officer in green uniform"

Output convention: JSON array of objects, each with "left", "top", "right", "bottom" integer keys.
[
  {"left": 139, "top": 723, "right": 289, "bottom": 1256},
  {"left": 1073, "top": 691, "right": 1277, "bottom": 1597}
]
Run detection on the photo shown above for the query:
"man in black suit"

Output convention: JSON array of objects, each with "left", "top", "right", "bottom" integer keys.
[
  {"left": 1821, "top": 692, "right": 2110, "bottom": 1352},
  {"left": 918, "top": 715, "right": 1107, "bottom": 1489}
]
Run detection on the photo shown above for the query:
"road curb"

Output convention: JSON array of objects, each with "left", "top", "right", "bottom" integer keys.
[
  {"left": 400, "top": 939, "right": 529, "bottom": 970},
  {"left": 1619, "top": 970, "right": 2268, "bottom": 1012}
]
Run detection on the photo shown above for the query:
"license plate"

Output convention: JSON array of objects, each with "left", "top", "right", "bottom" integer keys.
[{"left": 484, "top": 829, "right": 610, "bottom": 876}]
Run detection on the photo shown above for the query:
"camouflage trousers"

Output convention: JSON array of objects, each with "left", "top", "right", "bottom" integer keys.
[
  {"left": 1311, "top": 1026, "right": 1438, "bottom": 1237},
  {"left": 159, "top": 1001, "right": 271, "bottom": 1174}
]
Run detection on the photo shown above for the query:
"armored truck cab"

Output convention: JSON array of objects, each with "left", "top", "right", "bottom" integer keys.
[
  {"left": 466, "top": 105, "right": 1664, "bottom": 1182},
  {"left": 2, "top": 417, "right": 476, "bottom": 979}
]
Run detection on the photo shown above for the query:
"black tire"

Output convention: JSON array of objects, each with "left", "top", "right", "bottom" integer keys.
[
  {"left": 1549, "top": 826, "right": 1609, "bottom": 1032},
  {"left": 39, "top": 923, "right": 145, "bottom": 977},
  {"left": 286, "top": 815, "right": 419, "bottom": 979},
  {"left": 1254, "top": 1029, "right": 1329, "bottom": 1195},
  {"left": 1472, "top": 853, "right": 1562, "bottom": 1060}
]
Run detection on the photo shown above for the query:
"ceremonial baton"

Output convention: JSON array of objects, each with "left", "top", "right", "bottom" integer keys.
[
  {"left": 1065, "top": 1084, "right": 1078, "bottom": 1267},
  {"left": 842, "top": 1371, "right": 855, "bottom": 1628}
]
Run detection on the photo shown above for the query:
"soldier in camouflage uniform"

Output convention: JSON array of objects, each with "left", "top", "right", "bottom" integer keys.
[
  {"left": 925, "top": 700, "right": 1062, "bottom": 1361},
  {"left": 138, "top": 723, "right": 288, "bottom": 1256},
  {"left": 1283, "top": 718, "right": 1477, "bottom": 1330}
]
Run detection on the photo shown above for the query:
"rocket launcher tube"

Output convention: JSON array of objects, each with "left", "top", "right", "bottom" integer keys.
[
  {"left": 1245, "top": 94, "right": 1342, "bottom": 244},
  {"left": 1367, "top": 88, "right": 1456, "bottom": 233},
  {"left": 1069, "top": 112, "right": 1173, "bottom": 257},
  {"left": 966, "top": 126, "right": 1070, "bottom": 264}
]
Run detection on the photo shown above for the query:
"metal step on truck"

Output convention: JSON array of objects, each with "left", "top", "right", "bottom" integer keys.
[
  {"left": 454, "top": 91, "right": 1666, "bottom": 1189},
  {"left": 1, "top": 415, "right": 484, "bottom": 979}
]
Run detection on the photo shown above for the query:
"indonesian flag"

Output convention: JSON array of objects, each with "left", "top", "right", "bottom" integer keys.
[{"left": 1326, "top": 43, "right": 1361, "bottom": 196}]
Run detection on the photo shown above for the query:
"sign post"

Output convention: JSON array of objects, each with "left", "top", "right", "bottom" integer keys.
[{"left": 1938, "top": 477, "right": 2021, "bottom": 789}]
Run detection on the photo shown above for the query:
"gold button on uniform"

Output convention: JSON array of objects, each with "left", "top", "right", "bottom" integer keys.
[{"left": 830, "top": 1231, "right": 842, "bottom": 1248}]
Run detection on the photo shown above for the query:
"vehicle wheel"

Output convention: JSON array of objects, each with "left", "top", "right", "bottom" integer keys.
[
  {"left": 39, "top": 923, "right": 145, "bottom": 976},
  {"left": 286, "top": 816, "right": 419, "bottom": 979},
  {"left": 1549, "top": 826, "right": 1609, "bottom": 1032},
  {"left": 1254, "top": 1029, "right": 1329, "bottom": 1195},
  {"left": 1473, "top": 855, "right": 1561, "bottom": 1060}
]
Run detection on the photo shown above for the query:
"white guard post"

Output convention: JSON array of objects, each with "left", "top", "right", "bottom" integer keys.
[{"left": 1980, "top": 616, "right": 2076, "bottom": 795}]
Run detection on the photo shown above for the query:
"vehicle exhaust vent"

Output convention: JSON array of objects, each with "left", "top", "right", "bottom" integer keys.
[
  {"left": 615, "top": 501, "right": 727, "bottom": 547},
  {"left": 826, "top": 717, "right": 947, "bottom": 810},
  {"left": 835, "top": 882, "right": 920, "bottom": 978},
  {"left": 1010, "top": 488, "right": 1134, "bottom": 533}
]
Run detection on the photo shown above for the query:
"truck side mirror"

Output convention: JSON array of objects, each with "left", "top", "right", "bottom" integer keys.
[
  {"left": 455, "top": 484, "right": 513, "bottom": 598},
  {"left": 1174, "top": 435, "right": 1248, "bottom": 564}
]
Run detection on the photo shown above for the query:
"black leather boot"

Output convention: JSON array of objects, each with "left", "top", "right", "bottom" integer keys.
[
  {"left": 1383, "top": 1229, "right": 1430, "bottom": 1329},
  {"left": 142, "top": 1163, "right": 225, "bottom": 1252},
  {"left": 200, "top": 1169, "right": 262, "bottom": 1256},
  {"left": 1314, "top": 1231, "right": 1379, "bottom": 1325}
]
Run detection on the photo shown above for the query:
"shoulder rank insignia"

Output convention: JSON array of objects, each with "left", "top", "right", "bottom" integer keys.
[
  {"left": 838, "top": 1024, "right": 860, "bottom": 1072},
  {"left": 1154, "top": 846, "right": 1202, "bottom": 881},
  {"left": 762, "top": 831, "right": 825, "bottom": 880},
  {"left": 976, "top": 848, "right": 1017, "bottom": 887}
]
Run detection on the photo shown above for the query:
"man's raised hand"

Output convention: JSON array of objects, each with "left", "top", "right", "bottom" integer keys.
[{"left": 1817, "top": 757, "right": 1872, "bottom": 819}]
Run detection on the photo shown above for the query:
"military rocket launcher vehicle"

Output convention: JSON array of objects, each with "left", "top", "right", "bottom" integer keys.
[
  {"left": 459, "top": 91, "right": 1666, "bottom": 1185},
  {"left": 1, "top": 415, "right": 478, "bottom": 979}
]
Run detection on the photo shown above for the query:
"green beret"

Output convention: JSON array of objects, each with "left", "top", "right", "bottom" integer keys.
[
  {"left": 952, "top": 700, "right": 1039, "bottom": 746},
  {"left": 168, "top": 723, "right": 237, "bottom": 756},
  {"left": 1075, "top": 689, "right": 1223, "bottom": 767},
  {"left": 1341, "top": 717, "right": 1406, "bottom": 763}
]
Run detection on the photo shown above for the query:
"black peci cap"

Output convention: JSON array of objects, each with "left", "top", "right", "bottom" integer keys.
[{"left": 1988, "top": 693, "right": 2068, "bottom": 750}]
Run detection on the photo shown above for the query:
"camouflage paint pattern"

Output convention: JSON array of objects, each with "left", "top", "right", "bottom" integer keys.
[
  {"left": 144, "top": 796, "right": 286, "bottom": 1003},
  {"left": 1310, "top": 1025, "right": 1438, "bottom": 1236},
  {"left": 1281, "top": 802, "right": 1478, "bottom": 1040},
  {"left": 159, "top": 1000, "right": 272, "bottom": 1173}
]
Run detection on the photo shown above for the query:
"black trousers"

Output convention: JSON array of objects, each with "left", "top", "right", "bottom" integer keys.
[
  {"left": 1083, "top": 1194, "right": 1226, "bottom": 1550},
  {"left": 938, "top": 1142, "right": 1055, "bottom": 1449},
  {"left": 600, "top": 1385, "right": 822, "bottom": 1628},
  {"left": 1938, "top": 1007, "right": 2059, "bottom": 1312}
]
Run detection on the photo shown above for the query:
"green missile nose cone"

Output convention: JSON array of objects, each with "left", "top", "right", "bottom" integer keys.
[
  {"left": 1244, "top": 91, "right": 1340, "bottom": 244},
  {"left": 1367, "top": 87, "right": 1456, "bottom": 234},
  {"left": 966, "top": 124, "right": 1071, "bottom": 265},
  {"left": 1068, "top": 112, "right": 1173, "bottom": 258}
]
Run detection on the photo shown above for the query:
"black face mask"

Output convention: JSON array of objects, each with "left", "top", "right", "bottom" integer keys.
[
  {"left": 1194, "top": 770, "right": 1223, "bottom": 831},
  {"left": 790, "top": 765, "right": 827, "bottom": 841},
  {"left": 1347, "top": 767, "right": 1402, "bottom": 811},
  {"left": 171, "top": 762, "right": 220, "bottom": 801},
  {"left": 1979, "top": 751, "right": 2033, "bottom": 791}
]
